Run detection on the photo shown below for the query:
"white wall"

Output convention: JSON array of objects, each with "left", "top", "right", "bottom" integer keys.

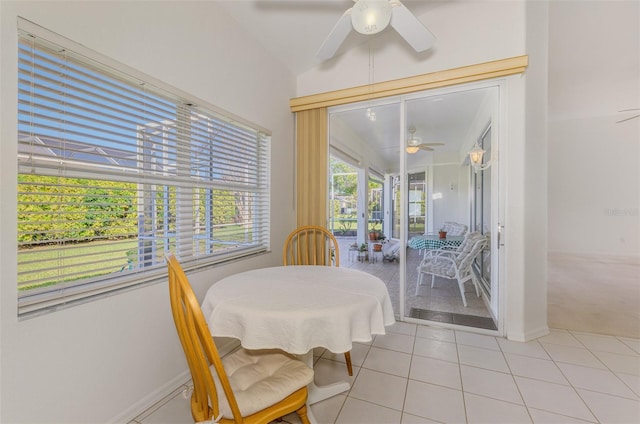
[
  {"left": 0, "top": 2, "right": 296, "bottom": 422},
  {"left": 548, "top": 0, "right": 639, "bottom": 258},
  {"left": 432, "top": 164, "right": 470, "bottom": 231},
  {"left": 298, "top": 0, "right": 549, "bottom": 341},
  {"left": 515, "top": 0, "right": 550, "bottom": 341}
]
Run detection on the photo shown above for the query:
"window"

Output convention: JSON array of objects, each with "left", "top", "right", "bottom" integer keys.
[
  {"left": 17, "top": 19, "right": 270, "bottom": 316},
  {"left": 329, "top": 156, "right": 358, "bottom": 237}
]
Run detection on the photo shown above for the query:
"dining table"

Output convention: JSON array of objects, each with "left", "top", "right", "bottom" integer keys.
[
  {"left": 407, "top": 234, "right": 464, "bottom": 251},
  {"left": 200, "top": 265, "right": 395, "bottom": 422}
]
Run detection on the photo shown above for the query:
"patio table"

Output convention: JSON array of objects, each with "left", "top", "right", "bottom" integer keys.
[{"left": 408, "top": 234, "right": 464, "bottom": 251}]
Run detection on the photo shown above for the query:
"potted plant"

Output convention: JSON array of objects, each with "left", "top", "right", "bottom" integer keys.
[
  {"left": 369, "top": 220, "right": 382, "bottom": 241},
  {"left": 438, "top": 228, "right": 447, "bottom": 239},
  {"left": 358, "top": 242, "right": 369, "bottom": 262},
  {"left": 372, "top": 232, "right": 386, "bottom": 252}
]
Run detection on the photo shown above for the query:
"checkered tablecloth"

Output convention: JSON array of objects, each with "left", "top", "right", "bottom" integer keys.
[{"left": 407, "top": 235, "right": 464, "bottom": 250}]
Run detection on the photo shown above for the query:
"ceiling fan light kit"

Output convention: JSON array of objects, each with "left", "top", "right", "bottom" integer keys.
[
  {"left": 351, "top": 0, "right": 393, "bottom": 35},
  {"left": 366, "top": 107, "right": 377, "bottom": 121}
]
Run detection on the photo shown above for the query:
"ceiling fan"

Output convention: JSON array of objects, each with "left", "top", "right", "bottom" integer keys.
[
  {"left": 317, "top": 0, "right": 436, "bottom": 60},
  {"left": 406, "top": 128, "right": 443, "bottom": 154},
  {"left": 616, "top": 108, "right": 640, "bottom": 123}
]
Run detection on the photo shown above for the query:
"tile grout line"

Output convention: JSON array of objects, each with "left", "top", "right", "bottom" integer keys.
[
  {"left": 496, "top": 334, "right": 536, "bottom": 424},
  {"left": 556, "top": 330, "right": 640, "bottom": 421},
  {"left": 399, "top": 325, "right": 418, "bottom": 421}
]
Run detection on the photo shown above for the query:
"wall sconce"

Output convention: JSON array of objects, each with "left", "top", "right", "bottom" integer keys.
[{"left": 468, "top": 141, "right": 491, "bottom": 172}]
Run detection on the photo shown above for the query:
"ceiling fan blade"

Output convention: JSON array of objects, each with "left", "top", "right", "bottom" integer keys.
[
  {"left": 616, "top": 113, "right": 640, "bottom": 123},
  {"left": 421, "top": 143, "right": 444, "bottom": 147},
  {"left": 316, "top": 9, "right": 353, "bottom": 60},
  {"left": 389, "top": 0, "right": 436, "bottom": 53},
  {"left": 418, "top": 145, "right": 434, "bottom": 151}
]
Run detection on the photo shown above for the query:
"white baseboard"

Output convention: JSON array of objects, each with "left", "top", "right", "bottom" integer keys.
[
  {"left": 507, "top": 325, "right": 550, "bottom": 342},
  {"left": 112, "top": 338, "right": 241, "bottom": 424},
  {"left": 110, "top": 370, "right": 191, "bottom": 424}
]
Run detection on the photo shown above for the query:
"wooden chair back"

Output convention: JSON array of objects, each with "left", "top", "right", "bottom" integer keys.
[
  {"left": 167, "top": 254, "right": 242, "bottom": 422},
  {"left": 283, "top": 225, "right": 340, "bottom": 267}
]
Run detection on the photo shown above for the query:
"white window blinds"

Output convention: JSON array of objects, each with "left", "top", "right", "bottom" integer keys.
[{"left": 17, "top": 20, "right": 270, "bottom": 316}]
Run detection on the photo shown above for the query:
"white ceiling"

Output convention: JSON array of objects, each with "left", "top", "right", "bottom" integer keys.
[
  {"left": 217, "top": 0, "right": 486, "bottom": 170},
  {"left": 330, "top": 88, "right": 491, "bottom": 170}
]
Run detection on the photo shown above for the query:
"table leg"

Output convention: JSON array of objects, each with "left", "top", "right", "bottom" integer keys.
[{"left": 298, "top": 351, "right": 350, "bottom": 423}]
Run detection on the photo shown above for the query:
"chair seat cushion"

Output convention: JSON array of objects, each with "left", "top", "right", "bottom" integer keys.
[
  {"left": 216, "top": 349, "right": 314, "bottom": 418},
  {"left": 420, "top": 259, "right": 456, "bottom": 278},
  {"left": 433, "top": 261, "right": 456, "bottom": 277}
]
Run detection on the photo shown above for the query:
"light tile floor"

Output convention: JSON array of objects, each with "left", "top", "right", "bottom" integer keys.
[{"left": 131, "top": 324, "right": 640, "bottom": 423}]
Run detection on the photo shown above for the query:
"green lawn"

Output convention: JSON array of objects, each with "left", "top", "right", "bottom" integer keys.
[
  {"left": 18, "top": 225, "right": 253, "bottom": 291},
  {"left": 18, "top": 239, "right": 140, "bottom": 291}
]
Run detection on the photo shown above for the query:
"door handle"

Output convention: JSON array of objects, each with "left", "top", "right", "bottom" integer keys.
[{"left": 497, "top": 224, "right": 504, "bottom": 249}]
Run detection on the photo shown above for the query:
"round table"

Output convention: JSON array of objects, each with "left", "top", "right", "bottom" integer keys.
[
  {"left": 202, "top": 265, "right": 394, "bottom": 355},
  {"left": 201, "top": 265, "right": 395, "bottom": 417}
]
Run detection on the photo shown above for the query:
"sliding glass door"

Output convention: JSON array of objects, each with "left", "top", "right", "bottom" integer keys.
[
  {"left": 472, "top": 124, "right": 492, "bottom": 296},
  {"left": 328, "top": 81, "right": 502, "bottom": 333}
]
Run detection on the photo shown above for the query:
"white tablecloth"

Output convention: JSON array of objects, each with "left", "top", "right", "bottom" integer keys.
[{"left": 201, "top": 266, "right": 395, "bottom": 355}]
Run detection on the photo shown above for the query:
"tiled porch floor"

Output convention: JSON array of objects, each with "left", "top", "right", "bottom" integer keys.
[
  {"left": 131, "top": 325, "right": 640, "bottom": 423},
  {"left": 335, "top": 237, "right": 493, "bottom": 321}
]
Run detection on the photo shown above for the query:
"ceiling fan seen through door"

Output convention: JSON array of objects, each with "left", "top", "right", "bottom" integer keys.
[
  {"left": 406, "top": 128, "right": 443, "bottom": 154},
  {"left": 317, "top": 0, "right": 436, "bottom": 60}
]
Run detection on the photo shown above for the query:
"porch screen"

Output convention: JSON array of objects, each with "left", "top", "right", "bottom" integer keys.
[{"left": 17, "top": 19, "right": 270, "bottom": 316}]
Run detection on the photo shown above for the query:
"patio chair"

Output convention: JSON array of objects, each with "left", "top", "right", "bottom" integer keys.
[
  {"left": 167, "top": 254, "right": 313, "bottom": 424},
  {"left": 382, "top": 239, "right": 401, "bottom": 262},
  {"left": 283, "top": 225, "right": 353, "bottom": 375},
  {"left": 420, "top": 232, "right": 484, "bottom": 264},
  {"left": 442, "top": 221, "right": 468, "bottom": 237},
  {"left": 415, "top": 234, "right": 487, "bottom": 307}
]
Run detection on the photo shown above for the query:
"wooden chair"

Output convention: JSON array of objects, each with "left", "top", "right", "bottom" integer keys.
[
  {"left": 167, "top": 254, "right": 313, "bottom": 424},
  {"left": 283, "top": 225, "right": 340, "bottom": 267},
  {"left": 282, "top": 225, "right": 353, "bottom": 376}
]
